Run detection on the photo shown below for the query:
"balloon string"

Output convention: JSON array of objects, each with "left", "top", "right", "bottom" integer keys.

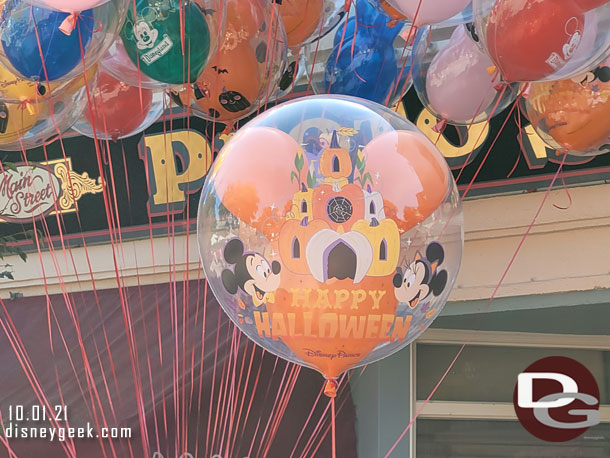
[
  {"left": 331, "top": 396, "right": 337, "bottom": 458},
  {"left": 553, "top": 173, "right": 573, "bottom": 210},
  {"left": 383, "top": 344, "right": 465, "bottom": 458},
  {"left": 489, "top": 152, "right": 568, "bottom": 301}
]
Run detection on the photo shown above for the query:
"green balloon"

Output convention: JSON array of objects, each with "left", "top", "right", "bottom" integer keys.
[{"left": 121, "top": 0, "right": 211, "bottom": 85}]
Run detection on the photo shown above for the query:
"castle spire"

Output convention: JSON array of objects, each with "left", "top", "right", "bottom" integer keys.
[{"left": 330, "top": 130, "right": 339, "bottom": 149}]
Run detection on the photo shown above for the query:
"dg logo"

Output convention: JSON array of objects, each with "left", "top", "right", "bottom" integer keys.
[{"left": 514, "top": 356, "right": 600, "bottom": 442}]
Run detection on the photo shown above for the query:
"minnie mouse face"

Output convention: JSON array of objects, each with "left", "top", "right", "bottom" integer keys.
[
  {"left": 393, "top": 260, "right": 430, "bottom": 309},
  {"left": 392, "top": 242, "right": 448, "bottom": 310},
  {"left": 221, "top": 238, "right": 281, "bottom": 305}
]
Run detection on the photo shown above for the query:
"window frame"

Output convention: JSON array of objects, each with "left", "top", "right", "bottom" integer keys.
[{"left": 412, "top": 328, "right": 610, "bottom": 455}]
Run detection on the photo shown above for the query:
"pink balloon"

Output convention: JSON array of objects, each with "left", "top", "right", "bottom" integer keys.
[
  {"left": 36, "top": 0, "right": 109, "bottom": 11},
  {"left": 425, "top": 26, "right": 499, "bottom": 123},
  {"left": 387, "top": 0, "right": 471, "bottom": 26}
]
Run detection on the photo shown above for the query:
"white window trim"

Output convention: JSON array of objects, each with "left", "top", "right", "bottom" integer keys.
[
  {"left": 414, "top": 329, "right": 610, "bottom": 426},
  {"left": 419, "top": 328, "right": 610, "bottom": 350},
  {"left": 415, "top": 401, "right": 610, "bottom": 422}
]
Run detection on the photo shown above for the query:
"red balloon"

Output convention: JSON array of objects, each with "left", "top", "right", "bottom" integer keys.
[
  {"left": 486, "top": 0, "right": 585, "bottom": 82},
  {"left": 575, "top": 0, "right": 609, "bottom": 11},
  {"left": 85, "top": 71, "right": 153, "bottom": 140}
]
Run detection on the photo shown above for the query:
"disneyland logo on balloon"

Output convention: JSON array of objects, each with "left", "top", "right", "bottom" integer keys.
[
  {"left": 303, "top": 349, "right": 361, "bottom": 360},
  {"left": 0, "top": 164, "right": 61, "bottom": 222}
]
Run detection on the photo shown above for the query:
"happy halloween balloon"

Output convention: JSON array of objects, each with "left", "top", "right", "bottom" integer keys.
[{"left": 198, "top": 95, "right": 463, "bottom": 393}]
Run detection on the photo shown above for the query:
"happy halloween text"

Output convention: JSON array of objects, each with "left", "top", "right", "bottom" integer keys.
[{"left": 253, "top": 287, "right": 410, "bottom": 341}]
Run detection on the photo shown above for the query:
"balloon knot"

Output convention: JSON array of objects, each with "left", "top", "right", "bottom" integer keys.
[
  {"left": 222, "top": 123, "right": 235, "bottom": 135},
  {"left": 324, "top": 379, "right": 339, "bottom": 398},
  {"left": 18, "top": 98, "right": 35, "bottom": 115},
  {"left": 399, "top": 26, "right": 417, "bottom": 45},
  {"left": 59, "top": 12, "right": 79, "bottom": 36},
  {"left": 521, "top": 83, "right": 532, "bottom": 99},
  {"left": 432, "top": 119, "right": 447, "bottom": 133}
]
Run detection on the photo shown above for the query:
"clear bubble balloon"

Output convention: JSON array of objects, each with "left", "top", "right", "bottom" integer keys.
[
  {"left": 413, "top": 23, "right": 518, "bottom": 125},
  {"left": 0, "top": 0, "right": 128, "bottom": 82},
  {"left": 100, "top": 38, "right": 169, "bottom": 90},
  {"left": 0, "top": 66, "right": 95, "bottom": 150},
  {"left": 71, "top": 70, "right": 166, "bottom": 141},
  {"left": 170, "top": 0, "right": 287, "bottom": 123},
  {"left": 197, "top": 95, "right": 463, "bottom": 390},
  {"left": 25, "top": 0, "right": 125, "bottom": 13},
  {"left": 306, "top": 0, "right": 418, "bottom": 107},
  {"left": 522, "top": 58, "right": 610, "bottom": 157},
  {"left": 119, "top": 0, "right": 224, "bottom": 85},
  {"left": 319, "top": 0, "right": 349, "bottom": 41},
  {"left": 473, "top": 0, "right": 610, "bottom": 82}
]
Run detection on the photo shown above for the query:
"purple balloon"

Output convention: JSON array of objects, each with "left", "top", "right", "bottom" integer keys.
[
  {"left": 425, "top": 25, "right": 499, "bottom": 123},
  {"left": 387, "top": 0, "right": 471, "bottom": 26}
]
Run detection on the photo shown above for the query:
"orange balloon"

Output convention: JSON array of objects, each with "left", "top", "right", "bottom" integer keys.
[
  {"left": 278, "top": 0, "right": 324, "bottom": 48},
  {"left": 179, "top": 0, "right": 266, "bottom": 122},
  {"left": 362, "top": 130, "right": 450, "bottom": 233},
  {"left": 212, "top": 126, "right": 306, "bottom": 238},
  {"left": 378, "top": 0, "right": 407, "bottom": 22},
  {"left": 526, "top": 62, "right": 610, "bottom": 153},
  {"left": 270, "top": 274, "right": 399, "bottom": 379}
]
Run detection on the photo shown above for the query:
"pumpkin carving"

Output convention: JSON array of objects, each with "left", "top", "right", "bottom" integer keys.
[
  {"left": 352, "top": 217, "right": 400, "bottom": 276},
  {"left": 292, "top": 182, "right": 314, "bottom": 220},
  {"left": 279, "top": 216, "right": 330, "bottom": 274},
  {"left": 319, "top": 131, "right": 352, "bottom": 184},
  {"left": 312, "top": 182, "right": 365, "bottom": 231}
]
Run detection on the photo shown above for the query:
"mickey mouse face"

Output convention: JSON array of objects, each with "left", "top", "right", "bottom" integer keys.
[
  {"left": 219, "top": 90, "right": 251, "bottom": 113},
  {"left": 221, "top": 238, "right": 282, "bottom": 303},
  {"left": 243, "top": 253, "right": 281, "bottom": 301},
  {"left": 135, "top": 21, "right": 158, "bottom": 50},
  {"left": 393, "top": 261, "right": 430, "bottom": 309}
]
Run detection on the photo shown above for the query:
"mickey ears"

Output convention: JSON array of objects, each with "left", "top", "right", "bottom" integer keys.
[
  {"left": 426, "top": 242, "right": 445, "bottom": 265},
  {"left": 221, "top": 269, "right": 239, "bottom": 295},
  {"left": 393, "top": 268, "right": 403, "bottom": 288},
  {"left": 224, "top": 238, "right": 244, "bottom": 264},
  {"left": 596, "top": 66, "right": 610, "bottom": 83}
]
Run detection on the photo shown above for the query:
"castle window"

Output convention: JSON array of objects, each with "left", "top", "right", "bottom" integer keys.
[
  {"left": 301, "top": 200, "right": 308, "bottom": 213},
  {"left": 332, "top": 155, "right": 340, "bottom": 173},
  {"left": 379, "top": 239, "right": 387, "bottom": 261},
  {"left": 292, "top": 237, "right": 301, "bottom": 259},
  {"left": 370, "top": 201, "right": 376, "bottom": 215}
]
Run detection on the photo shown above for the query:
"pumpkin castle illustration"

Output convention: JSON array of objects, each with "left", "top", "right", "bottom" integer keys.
[{"left": 279, "top": 131, "right": 400, "bottom": 283}]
